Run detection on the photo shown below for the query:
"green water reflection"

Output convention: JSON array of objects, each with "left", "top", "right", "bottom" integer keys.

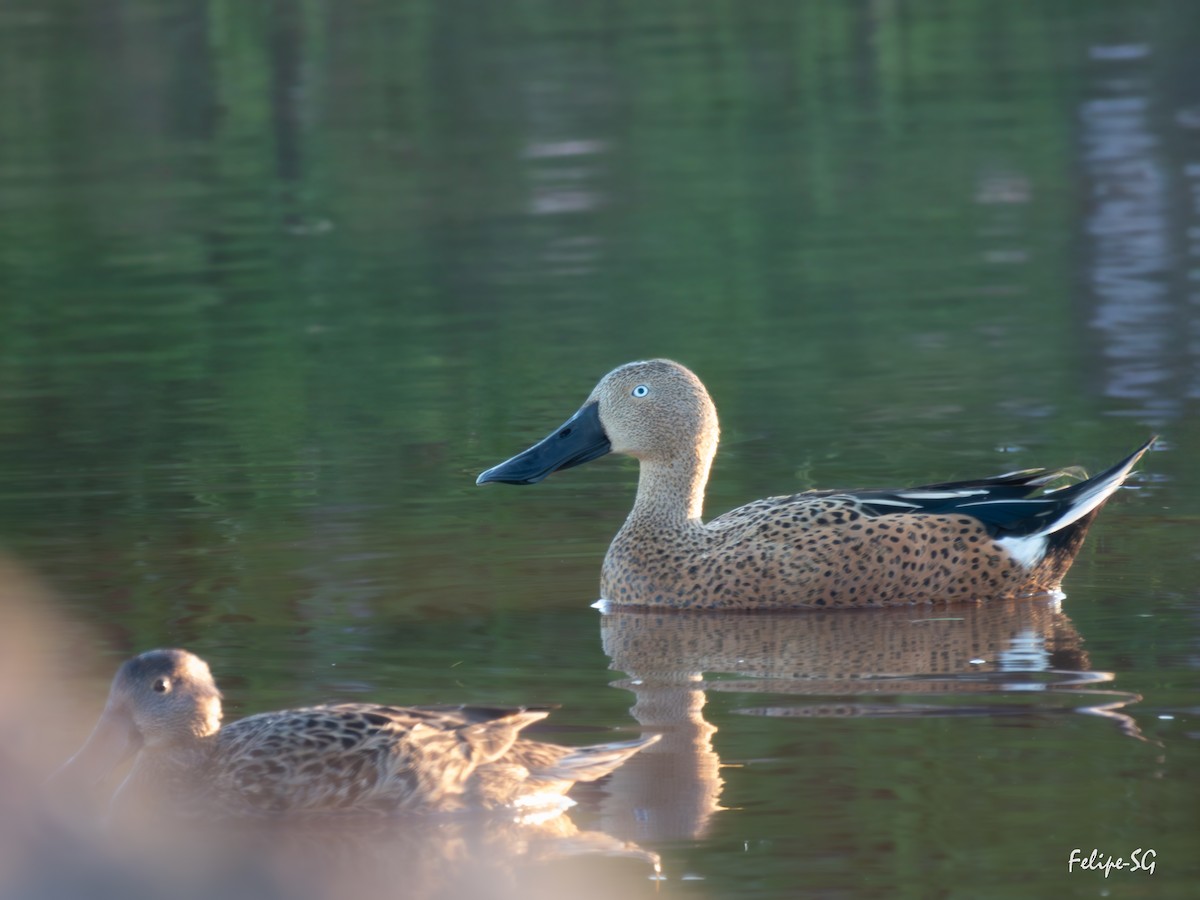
[{"left": 1, "top": 0, "right": 1198, "bottom": 897}]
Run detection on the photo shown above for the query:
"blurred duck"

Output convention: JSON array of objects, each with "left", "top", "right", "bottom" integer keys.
[
  {"left": 478, "top": 359, "right": 1155, "bottom": 609},
  {"left": 55, "top": 649, "right": 658, "bottom": 818}
]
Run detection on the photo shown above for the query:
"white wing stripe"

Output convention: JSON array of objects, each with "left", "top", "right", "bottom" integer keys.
[
  {"left": 957, "top": 498, "right": 1056, "bottom": 508},
  {"left": 897, "top": 489, "right": 990, "bottom": 500}
]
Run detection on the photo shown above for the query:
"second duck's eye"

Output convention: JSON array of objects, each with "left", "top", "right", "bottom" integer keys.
[
  {"left": 632, "top": 385, "right": 649, "bottom": 398},
  {"left": 153, "top": 678, "right": 170, "bottom": 694}
]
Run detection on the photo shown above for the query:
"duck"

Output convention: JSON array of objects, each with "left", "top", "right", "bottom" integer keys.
[
  {"left": 54, "top": 648, "right": 659, "bottom": 818},
  {"left": 476, "top": 358, "right": 1155, "bottom": 609}
]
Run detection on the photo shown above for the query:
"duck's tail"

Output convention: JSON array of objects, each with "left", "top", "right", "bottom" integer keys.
[
  {"left": 533, "top": 733, "right": 661, "bottom": 784},
  {"left": 994, "top": 436, "right": 1156, "bottom": 570}
]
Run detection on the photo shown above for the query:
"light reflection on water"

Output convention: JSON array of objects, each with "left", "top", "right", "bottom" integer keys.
[{"left": 1082, "top": 39, "right": 1200, "bottom": 422}]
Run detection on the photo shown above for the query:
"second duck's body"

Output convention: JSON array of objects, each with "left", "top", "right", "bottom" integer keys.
[
  {"left": 56, "top": 649, "right": 658, "bottom": 818},
  {"left": 477, "top": 359, "right": 1154, "bottom": 609}
]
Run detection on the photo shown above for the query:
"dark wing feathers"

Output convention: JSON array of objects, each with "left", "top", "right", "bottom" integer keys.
[
  {"left": 842, "top": 437, "right": 1153, "bottom": 537},
  {"left": 827, "top": 466, "right": 1080, "bottom": 530}
]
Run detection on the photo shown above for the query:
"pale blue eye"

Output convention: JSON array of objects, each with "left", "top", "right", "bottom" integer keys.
[{"left": 632, "top": 385, "right": 649, "bottom": 398}]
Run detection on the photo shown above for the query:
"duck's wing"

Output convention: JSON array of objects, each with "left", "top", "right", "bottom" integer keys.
[
  {"left": 213, "top": 704, "right": 550, "bottom": 814},
  {"left": 709, "top": 469, "right": 1063, "bottom": 534},
  {"left": 834, "top": 467, "right": 1077, "bottom": 531},
  {"left": 845, "top": 438, "right": 1154, "bottom": 537},
  {"left": 717, "top": 438, "right": 1153, "bottom": 546}
]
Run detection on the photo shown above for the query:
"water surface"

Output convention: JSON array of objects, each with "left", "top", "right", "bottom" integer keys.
[{"left": 1, "top": 1, "right": 1197, "bottom": 897}]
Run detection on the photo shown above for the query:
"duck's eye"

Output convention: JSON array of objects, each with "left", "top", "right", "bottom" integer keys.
[
  {"left": 632, "top": 385, "right": 649, "bottom": 398},
  {"left": 153, "top": 678, "right": 170, "bottom": 694}
]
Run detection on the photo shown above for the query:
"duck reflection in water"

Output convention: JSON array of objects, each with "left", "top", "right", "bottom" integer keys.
[{"left": 593, "top": 598, "right": 1146, "bottom": 845}]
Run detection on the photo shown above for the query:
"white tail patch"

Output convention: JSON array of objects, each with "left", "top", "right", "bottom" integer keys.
[{"left": 996, "top": 533, "right": 1049, "bottom": 569}]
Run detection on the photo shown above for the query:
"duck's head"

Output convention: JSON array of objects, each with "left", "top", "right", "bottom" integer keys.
[
  {"left": 477, "top": 359, "right": 719, "bottom": 485},
  {"left": 54, "top": 649, "right": 223, "bottom": 788}
]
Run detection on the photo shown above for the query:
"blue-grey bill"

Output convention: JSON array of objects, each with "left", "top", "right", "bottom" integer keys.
[{"left": 476, "top": 401, "right": 611, "bottom": 485}]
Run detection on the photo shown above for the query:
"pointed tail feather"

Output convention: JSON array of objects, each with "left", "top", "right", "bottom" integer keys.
[
  {"left": 1027, "top": 436, "right": 1156, "bottom": 540},
  {"left": 535, "top": 734, "right": 660, "bottom": 783}
]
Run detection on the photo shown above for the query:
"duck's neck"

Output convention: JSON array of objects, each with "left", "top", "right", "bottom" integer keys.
[
  {"left": 114, "top": 735, "right": 217, "bottom": 813},
  {"left": 627, "top": 453, "right": 712, "bottom": 529}
]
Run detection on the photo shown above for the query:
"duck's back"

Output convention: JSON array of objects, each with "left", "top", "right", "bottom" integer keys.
[{"left": 210, "top": 704, "right": 544, "bottom": 815}]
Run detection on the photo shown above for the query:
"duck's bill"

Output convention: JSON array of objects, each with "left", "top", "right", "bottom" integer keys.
[
  {"left": 50, "top": 705, "right": 142, "bottom": 790},
  {"left": 477, "top": 402, "right": 611, "bottom": 485}
]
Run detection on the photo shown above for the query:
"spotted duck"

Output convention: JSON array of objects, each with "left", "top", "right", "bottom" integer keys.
[
  {"left": 55, "top": 649, "right": 658, "bottom": 817},
  {"left": 477, "top": 359, "right": 1155, "bottom": 609}
]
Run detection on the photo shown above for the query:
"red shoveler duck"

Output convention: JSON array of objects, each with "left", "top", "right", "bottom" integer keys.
[
  {"left": 55, "top": 649, "right": 658, "bottom": 817},
  {"left": 477, "top": 359, "right": 1155, "bottom": 609}
]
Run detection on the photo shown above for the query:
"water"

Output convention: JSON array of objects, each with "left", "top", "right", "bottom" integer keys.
[{"left": 1, "top": 1, "right": 1197, "bottom": 897}]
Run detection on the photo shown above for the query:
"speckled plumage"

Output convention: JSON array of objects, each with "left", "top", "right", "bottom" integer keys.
[
  {"left": 56, "top": 649, "right": 658, "bottom": 817},
  {"left": 477, "top": 359, "right": 1155, "bottom": 609}
]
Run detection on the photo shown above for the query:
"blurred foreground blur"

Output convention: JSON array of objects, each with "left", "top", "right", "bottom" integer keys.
[{"left": 0, "top": 557, "right": 661, "bottom": 900}]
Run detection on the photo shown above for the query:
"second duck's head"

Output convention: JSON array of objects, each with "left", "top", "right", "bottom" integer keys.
[{"left": 55, "top": 649, "right": 224, "bottom": 790}]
